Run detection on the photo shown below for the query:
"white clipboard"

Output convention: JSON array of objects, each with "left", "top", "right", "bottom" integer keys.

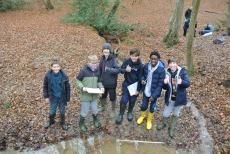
[
  {"left": 85, "top": 88, "right": 103, "bottom": 94},
  {"left": 127, "top": 82, "right": 138, "bottom": 96}
]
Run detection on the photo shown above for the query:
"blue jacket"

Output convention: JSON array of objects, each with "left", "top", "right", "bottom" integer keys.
[
  {"left": 120, "top": 58, "right": 143, "bottom": 92},
  {"left": 163, "top": 67, "right": 190, "bottom": 106},
  {"left": 43, "top": 70, "right": 70, "bottom": 105},
  {"left": 99, "top": 55, "right": 120, "bottom": 88},
  {"left": 141, "top": 62, "right": 165, "bottom": 98}
]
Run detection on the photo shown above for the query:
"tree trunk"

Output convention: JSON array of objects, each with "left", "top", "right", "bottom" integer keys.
[
  {"left": 163, "top": 0, "right": 184, "bottom": 48},
  {"left": 107, "top": 0, "right": 121, "bottom": 26},
  {"left": 227, "top": 0, "right": 230, "bottom": 34},
  {"left": 186, "top": 0, "right": 201, "bottom": 75},
  {"left": 44, "top": 0, "right": 54, "bottom": 10}
]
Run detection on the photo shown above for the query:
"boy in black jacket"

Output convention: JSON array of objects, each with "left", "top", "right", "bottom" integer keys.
[
  {"left": 43, "top": 59, "right": 70, "bottom": 130},
  {"left": 115, "top": 48, "right": 143, "bottom": 125},
  {"left": 99, "top": 43, "right": 120, "bottom": 112}
]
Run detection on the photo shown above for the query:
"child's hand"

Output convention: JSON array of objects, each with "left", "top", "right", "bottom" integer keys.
[
  {"left": 45, "top": 98, "right": 49, "bottom": 103},
  {"left": 141, "top": 80, "right": 146, "bottom": 85},
  {"left": 105, "top": 67, "right": 109, "bottom": 71},
  {"left": 82, "top": 87, "right": 87, "bottom": 92},
  {"left": 126, "top": 65, "right": 132, "bottom": 72},
  {"left": 164, "top": 76, "right": 169, "bottom": 84},
  {"left": 101, "top": 88, "right": 105, "bottom": 93},
  {"left": 177, "top": 76, "right": 182, "bottom": 84}
]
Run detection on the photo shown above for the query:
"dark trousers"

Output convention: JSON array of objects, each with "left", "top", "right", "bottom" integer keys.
[
  {"left": 140, "top": 93, "right": 157, "bottom": 113},
  {"left": 120, "top": 82, "right": 138, "bottom": 106},
  {"left": 183, "top": 25, "right": 189, "bottom": 36},
  {"left": 183, "top": 24, "right": 197, "bottom": 37},
  {"left": 49, "top": 96, "right": 65, "bottom": 116},
  {"left": 101, "top": 87, "right": 116, "bottom": 101}
]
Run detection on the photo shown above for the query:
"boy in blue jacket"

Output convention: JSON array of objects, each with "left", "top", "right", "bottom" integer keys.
[
  {"left": 43, "top": 59, "right": 70, "bottom": 130},
  {"left": 157, "top": 57, "right": 190, "bottom": 138},
  {"left": 137, "top": 50, "right": 165, "bottom": 130},
  {"left": 115, "top": 48, "right": 143, "bottom": 125}
]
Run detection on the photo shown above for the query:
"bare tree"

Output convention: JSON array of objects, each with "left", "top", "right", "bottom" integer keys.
[
  {"left": 227, "top": 0, "right": 230, "bottom": 34},
  {"left": 186, "top": 0, "right": 201, "bottom": 75},
  {"left": 106, "top": 0, "right": 121, "bottom": 26},
  {"left": 163, "top": 0, "right": 184, "bottom": 48}
]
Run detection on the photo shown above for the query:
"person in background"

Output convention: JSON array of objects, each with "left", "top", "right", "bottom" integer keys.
[
  {"left": 183, "top": 7, "right": 197, "bottom": 37},
  {"left": 199, "top": 24, "right": 214, "bottom": 36}
]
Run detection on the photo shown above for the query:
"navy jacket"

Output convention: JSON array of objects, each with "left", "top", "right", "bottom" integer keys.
[
  {"left": 120, "top": 58, "right": 143, "bottom": 92},
  {"left": 99, "top": 55, "right": 120, "bottom": 88},
  {"left": 141, "top": 62, "right": 165, "bottom": 98},
  {"left": 163, "top": 67, "right": 190, "bottom": 106},
  {"left": 43, "top": 70, "right": 70, "bottom": 105}
]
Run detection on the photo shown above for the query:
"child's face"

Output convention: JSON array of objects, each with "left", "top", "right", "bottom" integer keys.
[
  {"left": 51, "top": 64, "right": 61, "bottom": 73},
  {"left": 103, "top": 49, "right": 110, "bottom": 57},
  {"left": 169, "top": 62, "right": 178, "bottom": 72},
  {"left": 89, "top": 61, "right": 98, "bottom": 69},
  {"left": 130, "top": 54, "right": 139, "bottom": 63},
  {"left": 150, "top": 55, "right": 159, "bottom": 67}
]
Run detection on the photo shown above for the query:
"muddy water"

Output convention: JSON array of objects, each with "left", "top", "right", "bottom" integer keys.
[{"left": 1, "top": 135, "right": 188, "bottom": 154}]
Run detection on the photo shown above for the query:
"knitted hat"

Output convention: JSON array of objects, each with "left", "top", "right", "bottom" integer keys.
[{"left": 102, "top": 43, "right": 112, "bottom": 53}]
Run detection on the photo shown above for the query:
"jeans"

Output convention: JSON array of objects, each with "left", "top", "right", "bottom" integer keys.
[
  {"left": 49, "top": 96, "right": 65, "bottom": 116},
  {"left": 140, "top": 93, "right": 157, "bottom": 113},
  {"left": 163, "top": 100, "right": 182, "bottom": 117},
  {"left": 80, "top": 100, "right": 98, "bottom": 117}
]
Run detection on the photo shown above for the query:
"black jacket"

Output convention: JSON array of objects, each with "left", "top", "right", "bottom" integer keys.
[
  {"left": 43, "top": 70, "right": 70, "bottom": 105},
  {"left": 120, "top": 58, "right": 143, "bottom": 91},
  {"left": 99, "top": 55, "right": 120, "bottom": 88}
]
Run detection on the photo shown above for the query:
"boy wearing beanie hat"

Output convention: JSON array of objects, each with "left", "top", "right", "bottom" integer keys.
[{"left": 99, "top": 43, "right": 120, "bottom": 112}]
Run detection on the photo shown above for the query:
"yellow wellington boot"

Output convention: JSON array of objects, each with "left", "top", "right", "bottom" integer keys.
[
  {"left": 137, "top": 111, "right": 146, "bottom": 125},
  {"left": 146, "top": 112, "right": 154, "bottom": 130}
]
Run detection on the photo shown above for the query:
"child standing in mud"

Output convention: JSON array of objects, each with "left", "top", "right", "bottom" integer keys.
[
  {"left": 76, "top": 55, "right": 104, "bottom": 132},
  {"left": 115, "top": 48, "right": 143, "bottom": 125},
  {"left": 157, "top": 57, "right": 190, "bottom": 138},
  {"left": 136, "top": 50, "right": 165, "bottom": 130},
  {"left": 99, "top": 43, "right": 120, "bottom": 112},
  {"left": 43, "top": 59, "right": 70, "bottom": 130}
]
